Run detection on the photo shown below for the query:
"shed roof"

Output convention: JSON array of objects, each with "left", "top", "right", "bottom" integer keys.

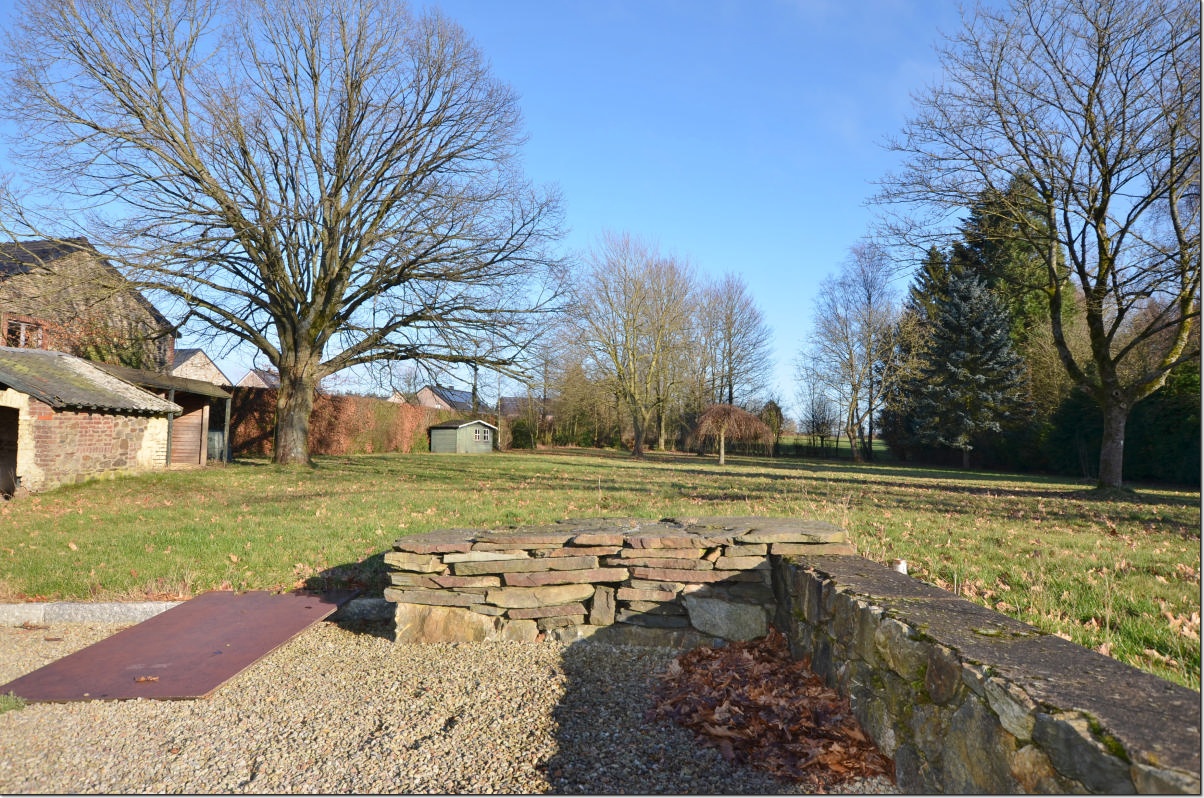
[
  {"left": 428, "top": 419, "right": 499, "bottom": 432},
  {"left": 93, "top": 362, "right": 231, "bottom": 400},
  {"left": 0, "top": 347, "right": 181, "bottom": 414}
]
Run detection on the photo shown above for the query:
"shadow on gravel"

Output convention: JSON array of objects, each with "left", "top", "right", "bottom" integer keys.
[
  {"left": 541, "top": 638, "right": 801, "bottom": 795},
  {"left": 327, "top": 617, "right": 394, "bottom": 641}
]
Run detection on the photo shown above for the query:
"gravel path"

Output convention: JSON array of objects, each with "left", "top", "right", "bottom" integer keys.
[{"left": 0, "top": 620, "right": 897, "bottom": 794}]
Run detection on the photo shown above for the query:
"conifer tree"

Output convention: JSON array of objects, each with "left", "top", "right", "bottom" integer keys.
[{"left": 913, "top": 273, "right": 1028, "bottom": 468}]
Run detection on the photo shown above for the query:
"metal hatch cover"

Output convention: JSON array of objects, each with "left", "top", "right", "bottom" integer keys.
[{"left": 0, "top": 589, "right": 358, "bottom": 702}]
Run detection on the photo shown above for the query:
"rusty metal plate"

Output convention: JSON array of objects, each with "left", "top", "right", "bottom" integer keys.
[{"left": 0, "top": 589, "right": 357, "bottom": 702}]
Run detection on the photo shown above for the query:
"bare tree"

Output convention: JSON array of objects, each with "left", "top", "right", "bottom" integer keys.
[
  {"left": 698, "top": 274, "right": 775, "bottom": 407},
  {"left": 878, "top": 0, "right": 1200, "bottom": 488},
  {"left": 3, "top": 0, "right": 564, "bottom": 464},
  {"left": 799, "top": 242, "right": 901, "bottom": 461},
  {"left": 796, "top": 378, "right": 839, "bottom": 457},
  {"left": 572, "top": 232, "right": 695, "bottom": 457}
]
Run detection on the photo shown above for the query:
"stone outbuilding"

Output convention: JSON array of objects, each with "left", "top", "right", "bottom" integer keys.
[
  {"left": 95, "top": 362, "right": 232, "bottom": 465},
  {"left": 428, "top": 419, "right": 497, "bottom": 454},
  {"left": 0, "top": 346, "right": 181, "bottom": 495}
]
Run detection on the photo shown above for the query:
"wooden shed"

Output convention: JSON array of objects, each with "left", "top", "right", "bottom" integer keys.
[{"left": 428, "top": 420, "right": 497, "bottom": 454}]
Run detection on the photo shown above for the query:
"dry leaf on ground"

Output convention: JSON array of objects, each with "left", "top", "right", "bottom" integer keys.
[{"left": 649, "top": 628, "right": 894, "bottom": 791}]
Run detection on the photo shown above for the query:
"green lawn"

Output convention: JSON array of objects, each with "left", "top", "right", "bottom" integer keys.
[{"left": 1, "top": 449, "right": 1199, "bottom": 688}]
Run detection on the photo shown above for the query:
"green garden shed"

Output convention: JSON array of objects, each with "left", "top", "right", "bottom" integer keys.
[{"left": 428, "top": 419, "right": 498, "bottom": 454}]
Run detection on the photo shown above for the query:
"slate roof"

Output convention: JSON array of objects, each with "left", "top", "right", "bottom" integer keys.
[
  {"left": 0, "top": 238, "right": 89, "bottom": 278},
  {"left": 0, "top": 346, "right": 181, "bottom": 414},
  {"left": 171, "top": 348, "right": 201, "bottom": 368},
  {"left": 93, "top": 362, "right": 231, "bottom": 400},
  {"left": 0, "top": 237, "right": 173, "bottom": 330}
]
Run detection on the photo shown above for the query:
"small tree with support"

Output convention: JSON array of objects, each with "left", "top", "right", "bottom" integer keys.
[{"left": 693, "top": 405, "right": 772, "bottom": 466}]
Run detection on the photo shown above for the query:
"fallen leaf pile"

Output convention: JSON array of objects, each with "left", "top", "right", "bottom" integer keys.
[{"left": 649, "top": 628, "right": 894, "bottom": 790}]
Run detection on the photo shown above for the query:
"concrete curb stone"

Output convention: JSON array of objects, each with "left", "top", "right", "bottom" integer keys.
[{"left": 0, "top": 597, "right": 392, "bottom": 626}]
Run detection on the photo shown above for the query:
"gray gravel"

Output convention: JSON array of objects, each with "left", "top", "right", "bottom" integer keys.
[{"left": 0, "top": 620, "right": 898, "bottom": 794}]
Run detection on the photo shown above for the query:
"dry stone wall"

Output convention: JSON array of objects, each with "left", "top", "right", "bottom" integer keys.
[
  {"left": 386, "top": 517, "right": 1200, "bottom": 794},
  {"left": 772, "top": 555, "right": 1201, "bottom": 794},
  {"left": 384, "top": 517, "right": 852, "bottom": 647}
]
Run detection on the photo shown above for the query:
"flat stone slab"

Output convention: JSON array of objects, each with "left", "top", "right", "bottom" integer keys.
[{"left": 391, "top": 529, "right": 475, "bottom": 554}]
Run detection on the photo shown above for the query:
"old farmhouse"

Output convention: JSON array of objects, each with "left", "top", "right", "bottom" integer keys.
[
  {"left": 0, "top": 237, "right": 234, "bottom": 491},
  {"left": 0, "top": 238, "right": 173, "bottom": 370}
]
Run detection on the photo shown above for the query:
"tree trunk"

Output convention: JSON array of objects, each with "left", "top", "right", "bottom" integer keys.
[
  {"left": 718, "top": 426, "right": 727, "bottom": 466},
  {"left": 274, "top": 365, "right": 318, "bottom": 465},
  {"left": 1097, "top": 401, "right": 1129, "bottom": 489},
  {"left": 962, "top": 446, "right": 970, "bottom": 470},
  {"left": 630, "top": 408, "right": 646, "bottom": 458}
]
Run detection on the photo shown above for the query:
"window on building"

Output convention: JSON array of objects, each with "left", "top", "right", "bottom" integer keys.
[
  {"left": 5, "top": 319, "right": 44, "bottom": 349},
  {"left": 474, "top": 427, "right": 491, "bottom": 443}
]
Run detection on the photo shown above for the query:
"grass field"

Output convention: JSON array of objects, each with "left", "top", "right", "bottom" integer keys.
[{"left": 1, "top": 449, "right": 1199, "bottom": 688}]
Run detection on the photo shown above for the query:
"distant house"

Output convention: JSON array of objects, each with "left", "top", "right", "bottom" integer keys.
[
  {"left": 237, "top": 368, "right": 279, "bottom": 389},
  {"left": 171, "top": 348, "right": 232, "bottom": 387},
  {"left": 0, "top": 237, "right": 174, "bottom": 370},
  {"left": 413, "top": 384, "right": 484, "bottom": 413},
  {"left": 0, "top": 347, "right": 181, "bottom": 495},
  {"left": 428, "top": 419, "right": 498, "bottom": 454}
]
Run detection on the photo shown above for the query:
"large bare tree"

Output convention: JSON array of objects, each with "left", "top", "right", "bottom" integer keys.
[
  {"left": 798, "top": 242, "right": 901, "bottom": 462},
  {"left": 698, "top": 273, "right": 775, "bottom": 407},
  {"left": 572, "top": 233, "right": 695, "bottom": 457},
  {"left": 3, "top": 0, "right": 564, "bottom": 464},
  {"left": 878, "top": 0, "right": 1200, "bottom": 489}
]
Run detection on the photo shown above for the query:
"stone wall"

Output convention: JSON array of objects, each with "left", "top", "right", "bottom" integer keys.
[
  {"left": 0, "top": 389, "right": 170, "bottom": 492},
  {"left": 385, "top": 517, "right": 852, "bottom": 647},
  {"left": 772, "top": 555, "right": 1201, "bottom": 794},
  {"left": 387, "top": 517, "right": 1201, "bottom": 794}
]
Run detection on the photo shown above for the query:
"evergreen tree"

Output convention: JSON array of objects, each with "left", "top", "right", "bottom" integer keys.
[
  {"left": 907, "top": 246, "right": 962, "bottom": 322},
  {"left": 950, "top": 175, "right": 1055, "bottom": 347},
  {"left": 912, "top": 273, "right": 1029, "bottom": 468}
]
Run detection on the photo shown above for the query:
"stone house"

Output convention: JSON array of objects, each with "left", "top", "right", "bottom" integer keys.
[
  {"left": 171, "top": 348, "right": 232, "bottom": 387},
  {"left": 0, "top": 347, "right": 181, "bottom": 496},
  {"left": 0, "top": 238, "right": 174, "bottom": 370},
  {"left": 237, "top": 368, "right": 279, "bottom": 389}
]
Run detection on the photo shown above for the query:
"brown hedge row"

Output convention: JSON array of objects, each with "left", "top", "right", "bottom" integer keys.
[{"left": 229, "top": 388, "right": 444, "bottom": 457}]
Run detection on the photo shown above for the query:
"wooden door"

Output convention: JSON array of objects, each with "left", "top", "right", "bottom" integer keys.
[{"left": 171, "top": 396, "right": 209, "bottom": 466}]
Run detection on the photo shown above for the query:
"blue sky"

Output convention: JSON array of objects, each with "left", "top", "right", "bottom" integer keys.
[
  {"left": 0, "top": 0, "right": 970, "bottom": 415},
  {"left": 414, "top": 0, "right": 965, "bottom": 410}
]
